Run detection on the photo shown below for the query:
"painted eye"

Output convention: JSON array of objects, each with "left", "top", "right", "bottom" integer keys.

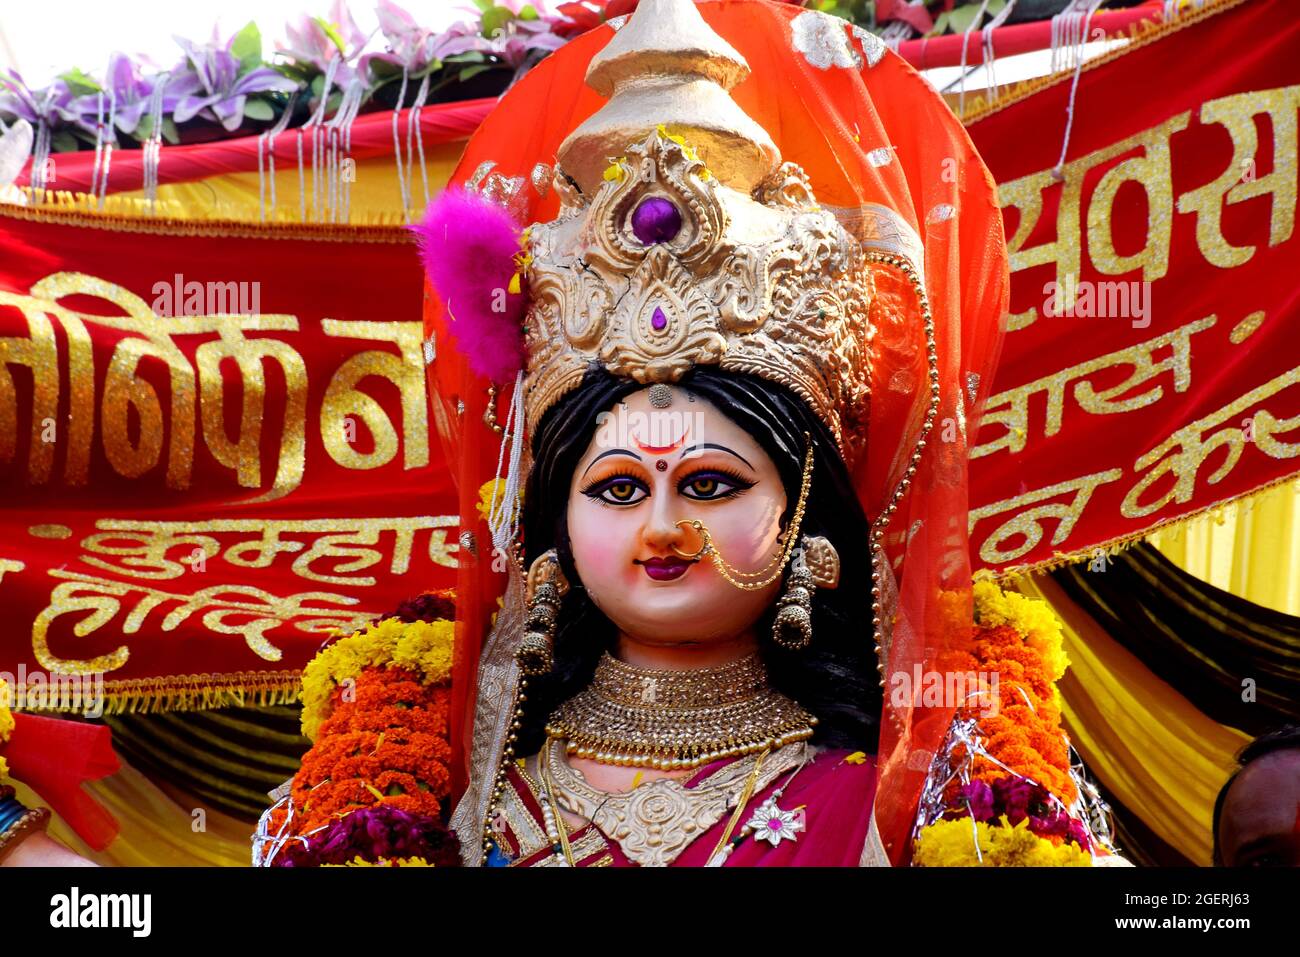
[
  {"left": 687, "top": 476, "right": 721, "bottom": 497},
  {"left": 680, "top": 470, "right": 751, "bottom": 501},
  {"left": 583, "top": 476, "right": 649, "bottom": 506}
]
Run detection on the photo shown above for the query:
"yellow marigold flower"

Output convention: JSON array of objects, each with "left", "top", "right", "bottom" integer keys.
[
  {"left": 331, "top": 856, "right": 433, "bottom": 867},
  {"left": 603, "top": 157, "right": 627, "bottom": 181},
  {"left": 972, "top": 580, "right": 1069, "bottom": 681},
  {"left": 300, "top": 618, "right": 456, "bottom": 740},
  {"left": 914, "top": 816, "right": 1092, "bottom": 867},
  {"left": 477, "top": 478, "right": 523, "bottom": 525},
  {"left": 843, "top": 751, "right": 868, "bottom": 765},
  {"left": 914, "top": 817, "right": 989, "bottom": 866}
]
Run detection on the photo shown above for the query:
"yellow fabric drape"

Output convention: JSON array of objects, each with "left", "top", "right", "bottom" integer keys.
[
  {"left": 13, "top": 764, "right": 255, "bottom": 867},
  {"left": 1148, "top": 479, "right": 1300, "bottom": 617},
  {"left": 1013, "top": 575, "right": 1251, "bottom": 865}
]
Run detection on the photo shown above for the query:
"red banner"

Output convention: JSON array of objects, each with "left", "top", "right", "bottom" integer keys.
[
  {"left": 0, "top": 208, "right": 455, "bottom": 710},
  {"left": 966, "top": 0, "right": 1300, "bottom": 573}
]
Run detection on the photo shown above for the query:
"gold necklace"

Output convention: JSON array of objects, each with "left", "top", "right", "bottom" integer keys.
[
  {"left": 545, "top": 652, "right": 817, "bottom": 770},
  {"left": 544, "top": 736, "right": 802, "bottom": 867}
]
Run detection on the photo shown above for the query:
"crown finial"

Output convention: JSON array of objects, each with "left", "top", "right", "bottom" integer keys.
[{"left": 557, "top": 0, "right": 781, "bottom": 197}]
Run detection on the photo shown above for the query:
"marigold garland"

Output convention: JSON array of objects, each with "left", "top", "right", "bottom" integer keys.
[
  {"left": 263, "top": 593, "right": 461, "bottom": 867},
  {"left": 279, "top": 667, "right": 453, "bottom": 837},
  {"left": 300, "top": 615, "right": 454, "bottom": 741},
  {"left": 914, "top": 581, "right": 1096, "bottom": 865},
  {"left": 914, "top": 816, "right": 1092, "bottom": 867},
  {"left": 325, "top": 857, "right": 435, "bottom": 867}
]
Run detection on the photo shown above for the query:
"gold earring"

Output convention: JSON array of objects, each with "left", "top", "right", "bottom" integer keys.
[
  {"left": 517, "top": 549, "right": 569, "bottom": 675},
  {"left": 772, "top": 535, "right": 840, "bottom": 651}
]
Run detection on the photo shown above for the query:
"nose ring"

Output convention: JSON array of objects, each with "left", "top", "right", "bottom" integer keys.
[{"left": 670, "top": 519, "right": 712, "bottom": 561}]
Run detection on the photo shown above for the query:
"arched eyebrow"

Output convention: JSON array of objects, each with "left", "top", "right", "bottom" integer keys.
[
  {"left": 581, "top": 448, "right": 642, "bottom": 478},
  {"left": 679, "top": 442, "right": 755, "bottom": 469}
]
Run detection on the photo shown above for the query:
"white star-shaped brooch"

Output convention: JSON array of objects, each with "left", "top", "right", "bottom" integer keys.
[{"left": 745, "top": 797, "right": 805, "bottom": 847}]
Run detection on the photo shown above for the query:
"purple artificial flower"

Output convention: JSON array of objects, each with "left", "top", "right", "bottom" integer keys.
[
  {"left": 371, "top": 0, "right": 439, "bottom": 72},
  {"left": 171, "top": 28, "right": 297, "bottom": 132},
  {"left": 66, "top": 53, "right": 183, "bottom": 139},
  {"left": 359, "top": 3, "right": 491, "bottom": 85},
  {"left": 272, "top": 803, "right": 461, "bottom": 867},
  {"left": 1066, "top": 818, "right": 1093, "bottom": 851},
  {"left": 487, "top": 17, "right": 569, "bottom": 69},
  {"left": 957, "top": 780, "right": 996, "bottom": 822},
  {"left": 280, "top": 0, "right": 368, "bottom": 86},
  {"left": 0, "top": 72, "right": 87, "bottom": 133},
  {"left": 992, "top": 775, "right": 1038, "bottom": 825}
]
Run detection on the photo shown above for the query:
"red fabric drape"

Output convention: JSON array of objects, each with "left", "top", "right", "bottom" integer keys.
[
  {"left": 5, "top": 714, "right": 120, "bottom": 850},
  {"left": 16, "top": 100, "right": 495, "bottom": 195}
]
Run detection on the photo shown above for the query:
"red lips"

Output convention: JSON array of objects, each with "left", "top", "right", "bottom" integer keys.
[{"left": 636, "top": 556, "right": 695, "bottom": 582}]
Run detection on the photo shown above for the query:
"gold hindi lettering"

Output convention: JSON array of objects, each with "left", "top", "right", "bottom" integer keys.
[
  {"left": 320, "top": 319, "right": 429, "bottom": 471},
  {"left": 999, "top": 83, "right": 1299, "bottom": 332},
  {"left": 1122, "top": 365, "right": 1300, "bottom": 519},
  {"left": 999, "top": 113, "right": 1188, "bottom": 331},
  {"left": 77, "top": 516, "right": 459, "bottom": 585},
  {"left": 32, "top": 568, "right": 379, "bottom": 673},
  {"left": 973, "top": 316, "right": 1217, "bottom": 459},
  {"left": 968, "top": 469, "right": 1124, "bottom": 566},
  {"left": 0, "top": 272, "right": 429, "bottom": 498}
]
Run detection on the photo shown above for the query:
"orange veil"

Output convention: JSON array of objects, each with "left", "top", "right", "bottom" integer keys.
[{"left": 423, "top": 0, "right": 1007, "bottom": 864}]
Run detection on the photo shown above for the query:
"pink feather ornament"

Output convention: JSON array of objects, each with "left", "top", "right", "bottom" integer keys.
[{"left": 411, "top": 187, "right": 527, "bottom": 383}]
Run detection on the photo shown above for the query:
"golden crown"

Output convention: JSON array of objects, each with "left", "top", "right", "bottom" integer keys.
[{"left": 517, "top": 0, "right": 879, "bottom": 465}]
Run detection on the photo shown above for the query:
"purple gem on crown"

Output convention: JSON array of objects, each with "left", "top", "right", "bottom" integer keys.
[
  {"left": 631, "top": 196, "right": 682, "bottom": 245},
  {"left": 650, "top": 306, "right": 668, "bottom": 331}
]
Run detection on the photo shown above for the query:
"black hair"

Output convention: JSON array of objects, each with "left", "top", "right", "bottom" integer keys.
[
  {"left": 518, "top": 364, "right": 881, "bottom": 758},
  {"left": 1211, "top": 723, "right": 1300, "bottom": 865}
]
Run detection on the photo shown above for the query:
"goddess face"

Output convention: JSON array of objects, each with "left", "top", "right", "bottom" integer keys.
[{"left": 565, "top": 385, "right": 787, "bottom": 649}]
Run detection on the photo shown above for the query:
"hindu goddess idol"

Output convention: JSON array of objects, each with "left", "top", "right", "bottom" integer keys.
[{"left": 412, "top": 0, "right": 1009, "bottom": 868}]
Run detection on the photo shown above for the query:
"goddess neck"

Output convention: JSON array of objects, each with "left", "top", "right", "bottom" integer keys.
[{"left": 614, "top": 628, "right": 759, "bottom": 671}]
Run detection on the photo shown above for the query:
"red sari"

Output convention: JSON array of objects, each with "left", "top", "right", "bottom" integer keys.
[{"left": 487, "top": 745, "right": 880, "bottom": 867}]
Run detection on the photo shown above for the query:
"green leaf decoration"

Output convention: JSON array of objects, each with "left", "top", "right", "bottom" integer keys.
[
  {"left": 243, "top": 98, "right": 274, "bottom": 121},
  {"left": 480, "top": 6, "right": 513, "bottom": 39},
  {"left": 947, "top": 5, "right": 983, "bottom": 34},
  {"left": 231, "top": 21, "right": 263, "bottom": 71},
  {"left": 313, "top": 16, "right": 347, "bottom": 55},
  {"left": 59, "top": 68, "right": 102, "bottom": 97}
]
